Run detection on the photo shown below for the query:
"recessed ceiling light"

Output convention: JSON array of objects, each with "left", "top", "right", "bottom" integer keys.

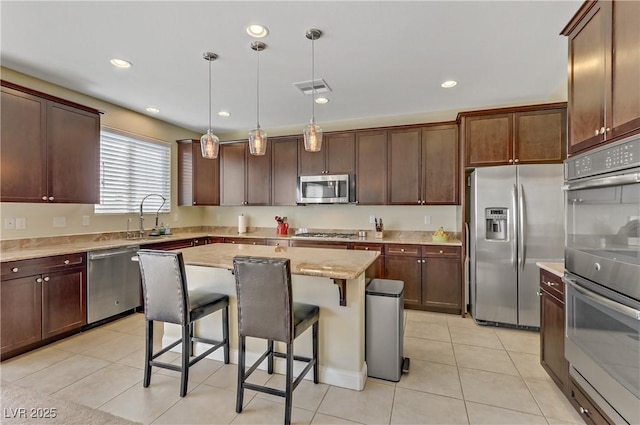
[
  {"left": 145, "top": 107, "right": 160, "bottom": 113},
  {"left": 315, "top": 97, "right": 329, "bottom": 104},
  {"left": 246, "top": 24, "right": 269, "bottom": 38},
  {"left": 110, "top": 58, "right": 132, "bottom": 68},
  {"left": 218, "top": 111, "right": 230, "bottom": 117},
  {"left": 441, "top": 80, "right": 457, "bottom": 88}
]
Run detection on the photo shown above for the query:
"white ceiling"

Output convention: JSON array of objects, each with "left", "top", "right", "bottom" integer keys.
[{"left": 1, "top": 1, "right": 581, "bottom": 137}]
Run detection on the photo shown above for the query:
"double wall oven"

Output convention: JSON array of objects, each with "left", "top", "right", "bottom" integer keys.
[{"left": 563, "top": 134, "right": 640, "bottom": 424}]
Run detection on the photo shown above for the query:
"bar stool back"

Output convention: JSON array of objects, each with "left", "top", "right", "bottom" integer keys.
[
  {"left": 233, "top": 256, "right": 319, "bottom": 425},
  {"left": 137, "top": 249, "right": 230, "bottom": 397}
]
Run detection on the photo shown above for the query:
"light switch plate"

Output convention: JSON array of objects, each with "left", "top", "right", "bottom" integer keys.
[
  {"left": 53, "top": 217, "right": 67, "bottom": 228},
  {"left": 15, "top": 217, "right": 26, "bottom": 230},
  {"left": 82, "top": 216, "right": 90, "bottom": 226},
  {"left": 369, "top": 215, "right": 376, "bottom": 224},
  {"left": 424, "top": 215, "right": 431, "bottom": 224},
  {"left": 4, "top": 218, "right": 15, "bottom": 230}
]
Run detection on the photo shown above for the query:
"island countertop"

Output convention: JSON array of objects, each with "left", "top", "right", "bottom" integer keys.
[{"left": 176, "top": 243, "right": 379, "bottom": 280}]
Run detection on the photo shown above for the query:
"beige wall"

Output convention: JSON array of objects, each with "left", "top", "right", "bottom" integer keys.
[{"left": 0, "top": 68, "right": 204, "bottom": 240}]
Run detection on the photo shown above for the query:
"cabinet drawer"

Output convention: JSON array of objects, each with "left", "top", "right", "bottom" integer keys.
[
  {"left": 540, "top": 269, "right": 563, "bottom": 300},
  {"left": 2, "top": 253, "right": 85, "bottom": 279},
  {"left": 266, "top": 239, "right": 289, "bottom": 247},
  {"left": 352, "top": 243, "right": 383, "bottom": 252},
  {"left": 385, "top": 244, "right": 420, "bottom": 256},
  {"left": 290, "top": 240, "right": 349, "bottom": 249},
  {"left": 422, "top": 245, "right": 461, "bottom": 258},
  {"left": 224, "top": 237, "right": 266, "bottom": 246}
]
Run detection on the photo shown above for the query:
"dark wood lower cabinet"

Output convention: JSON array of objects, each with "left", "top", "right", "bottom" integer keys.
[
  {"left": 385, "top": 244, "right": 462, "bottom": 313},
  {"left": 41, "top": 268, "right": 86, "bottom": 339},
  {"left": 1, "top": 276, "right": 42, "bottom": 355},
  {"left": 539, "top": 269, "right": 568, "bottom": 394},
  {"left": 1, "top": 254, "right": 87, "bottom": 360},
  {"left": 421, "top": 256, "right": 461, "bottom": 314}
]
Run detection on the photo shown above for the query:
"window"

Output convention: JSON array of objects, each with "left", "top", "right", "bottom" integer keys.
[{"left": 96, "top": 128, "right": 171, "bottom": 214}]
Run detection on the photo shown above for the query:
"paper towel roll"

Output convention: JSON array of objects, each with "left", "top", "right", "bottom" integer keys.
[{"left": 238, "top": 214, "right": 247, "bottom": 234}]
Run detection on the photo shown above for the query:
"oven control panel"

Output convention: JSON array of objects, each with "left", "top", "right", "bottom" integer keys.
[{"left": 566, "top": 134, "right": 640, "bottom": 180}]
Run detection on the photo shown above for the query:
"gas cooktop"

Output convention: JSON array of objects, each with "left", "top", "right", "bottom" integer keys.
[{"left": 294, "top": 232, "right": 358, "bottom": 239}]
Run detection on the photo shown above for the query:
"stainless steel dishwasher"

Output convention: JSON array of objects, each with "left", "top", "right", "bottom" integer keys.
[{"left": 87, "top": 246, "right": 141, "bottom": 324}]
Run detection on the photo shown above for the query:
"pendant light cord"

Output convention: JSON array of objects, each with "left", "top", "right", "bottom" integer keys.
[
  {"left": 208, "top": 57, "right": 212, "bottom": 131},
  {"left": 256, "top": 45, "right": 260, "bottom": 129},
  {"left": 311, "top": 35, "right": 315, "bottom": 124}
]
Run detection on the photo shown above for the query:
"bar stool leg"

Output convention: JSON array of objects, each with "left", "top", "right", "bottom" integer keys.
[
  {"left": 313, "top": 321, "right": 319, "bottom": 384},
  {"left": 144, "top": 319, "right": 153, "bottom": 388},
  {"left": 267, "top": 340, "right": 274, "bottom": 374},
  {"left": 223, "top": 306, "right": 230, "bottom": 364},
  {"left": 236, "top": 336, "right": 246, "bottom": 413},
  {"left": 189, "top": 322, "right": 195, "bottom": 357},
  {"left": 284, "top": 342, "right": 294, "bottom": 425},
  {"left": 180, "top": 324, "right": 190, "bottom": 397}
]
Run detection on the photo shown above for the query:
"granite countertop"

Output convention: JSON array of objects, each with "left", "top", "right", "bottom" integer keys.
[
  {"left": 536, "top": 261, "right": 564, "bottom": 277},
  {"left": 0, "top": 227, "right": 462, "bottom": 263},
  {"left": 178, "top": 243, "right": 379, "bottom": 280}
]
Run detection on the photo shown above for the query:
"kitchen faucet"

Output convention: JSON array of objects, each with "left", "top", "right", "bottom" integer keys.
[{"left": 139, "top": 194, "right": 166, "bottom": 237}]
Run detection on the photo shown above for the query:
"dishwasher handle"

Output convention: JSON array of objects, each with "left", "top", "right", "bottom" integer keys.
[{"left": 89, "top": 247, "right": 140, "bottom": 260}]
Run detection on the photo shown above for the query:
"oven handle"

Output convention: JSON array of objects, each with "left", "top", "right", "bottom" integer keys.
[
  {"left": 562, "top": 172, "right": 640, "bottom": 191},
  {"left": 563, "top": 276, "right": 640, "bottom": 320}
]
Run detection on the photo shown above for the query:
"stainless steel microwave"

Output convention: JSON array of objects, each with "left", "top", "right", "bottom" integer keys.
[{"left": 297, "top": 174, "right": 355, "bottom": 204}]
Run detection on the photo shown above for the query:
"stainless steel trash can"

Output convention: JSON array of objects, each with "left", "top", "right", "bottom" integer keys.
[{"left": 365, "top": 278, "right": 407, "bottom": 382}]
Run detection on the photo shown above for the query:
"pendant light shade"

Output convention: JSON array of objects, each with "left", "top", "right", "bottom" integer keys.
[
  {"left": 303, "top": 29, "right": 323, "bottom": 152},
  {"left": 200, "top": 52, "right": 220, "bottom": 159},
  {"left": 249, "top": 41, "right": 268, "bottom": 156}
]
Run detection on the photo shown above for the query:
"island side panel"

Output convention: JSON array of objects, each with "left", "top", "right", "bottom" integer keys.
[{"left": 162, "top": 264, "right": 366, "bottom": 391}]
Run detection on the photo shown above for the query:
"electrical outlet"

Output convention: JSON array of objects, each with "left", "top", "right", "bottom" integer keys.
[
  {"left": 369, "top": 215, "right": 376, "bottom": 224},
  {"left": 4, "top": 218, "right": 15, "bottom": 230},
  {"left": 53, "top": 217, "right": 66, "bottom": 228},
  {"left": 424, "top": 215, "right": 431, "bottom": 224},
  {"left": 15, "top": 217, "right": 26, "bottom": 230},
  {"left": 82, "top": 215, "right": 90, "bottom": 226}
]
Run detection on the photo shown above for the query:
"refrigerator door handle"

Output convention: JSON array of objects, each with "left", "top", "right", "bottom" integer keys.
[
  {"left": 511, "top": 184, "right": 518, "bottom": 271},
  {"left": 519, "top": 184, "right": 526, "bottom": 271}
]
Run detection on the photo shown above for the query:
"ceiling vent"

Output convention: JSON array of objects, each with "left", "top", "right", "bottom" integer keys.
[{"left": 293, "top": 79, "right": 332, "bottom": 95}]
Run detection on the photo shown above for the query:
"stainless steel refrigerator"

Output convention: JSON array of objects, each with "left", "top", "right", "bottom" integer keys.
[{"left": 469, "top": 164, "right": 564, "bottom": 328}]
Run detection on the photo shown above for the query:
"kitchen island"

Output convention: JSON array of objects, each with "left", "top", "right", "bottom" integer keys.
[{"left": 162, "top": 243, "right": 379, "bottom": 391}]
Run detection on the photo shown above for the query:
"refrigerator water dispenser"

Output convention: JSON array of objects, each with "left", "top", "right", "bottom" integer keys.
[{"left": 485, "top": 208, "right": 508, "bottom": 240}]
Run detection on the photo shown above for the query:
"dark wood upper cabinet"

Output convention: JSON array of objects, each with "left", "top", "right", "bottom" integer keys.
[
  {"left": 177, "top": 139, "right": 219, "bottom": 206},
  {"left": 220, "top": 141, "right": 271, "bottom": 206},
  {"left": 464, "top": 114, "right": 512, "bottom": 166},
  {"left": 220, "top": 142, "right": 247, "bottom": 206},
  {"left": 1, "top": 81, "right": 100, "bottom": 203},
  {"left": 272, "top": 137, "right": 299, "bottom": 206},
  {"left": 562, "top": 0, "right": 640, "bottom": 155},
  {"left": 461, "top": 104, "right": 567, "bottom": 167},
  {"left": 356, "top": 130, "right": 388, "bottom": 205},
  {"left": 298, "top": 132, "right": 355, "bottom": 175},
  {"left": 422, "top": 124, "right": 459, "bottom": 204},
  {"left": 388, "top": 128, "right": 422, "bottom": 205}
]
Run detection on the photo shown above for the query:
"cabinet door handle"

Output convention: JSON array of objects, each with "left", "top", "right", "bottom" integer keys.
[
  {"left": 36, "top": 277, "right": 43, "bottom": 283},
  {"left": 42, "top": 196, "right": 48, "bottom": 201},
  {"left": 193, "top": 202, "right": 196, "bottom": 205},
  {"left": 600, "top": 126, "right": 606, "bottom": 135},
  {"left": 48, "top": 196, "right": 54, "bottom": 201},
  {"left": 605, "top": 127, "right": 610, "bottom": 133},
  {"left": 544, "top": 280, "right": 557, "bottom": 287},
  {"left": 43, "top": 276, "right": 50, "bottom": 282},
  {"left": 514, "top": 159, "right": 519, "bottom": 163},
  {"left": 11, "top": 267, "right": 18, "bottom": 273},
  {"left": 417, "top": 200, "right": 421, "bottom": 204},
  {"left": 508, "top": 159, "right": 513, "bottom": 163},
  {"left": 579, "top": 407, "right": 590, "bottom": 416},
  {"left": 252, "top": 242, "right": 257, "bottom": 245},
  {"left": 595, "top": 129, "right": 600, "bottom": 136},
  {"left": 364, "top": 247, "right": 369, "bottom": 250},
  {"left": 536, "top": 291, "right": 543, "bottom": 296},
  {"left": 63, "top": 259, "right": 70, "bottom": 265},
  {"left": 439, "top": 250, "right": 444, "bottom": 254},
  {"left": 400, "top": 248, "right": 405, "bottom": 252}
]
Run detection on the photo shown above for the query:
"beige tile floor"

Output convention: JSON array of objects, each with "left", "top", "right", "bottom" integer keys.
[{"left": 0, "top": 310, "right": 586, "bottom": 425}]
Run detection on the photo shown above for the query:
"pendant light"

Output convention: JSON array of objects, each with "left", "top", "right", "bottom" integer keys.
[
  {"left": 248, "top": 41, "right": 267, "bottom": 156},
  {"left": 200, "top": 52, "right": 220, "bottom": 159},
  {"left": 303, "top": 28, "right": 323, "bottom": 152}
]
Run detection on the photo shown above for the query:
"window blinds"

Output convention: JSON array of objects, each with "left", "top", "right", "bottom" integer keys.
[{"left": 96, "top": 130, "right": 171, "bottom": 214}]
